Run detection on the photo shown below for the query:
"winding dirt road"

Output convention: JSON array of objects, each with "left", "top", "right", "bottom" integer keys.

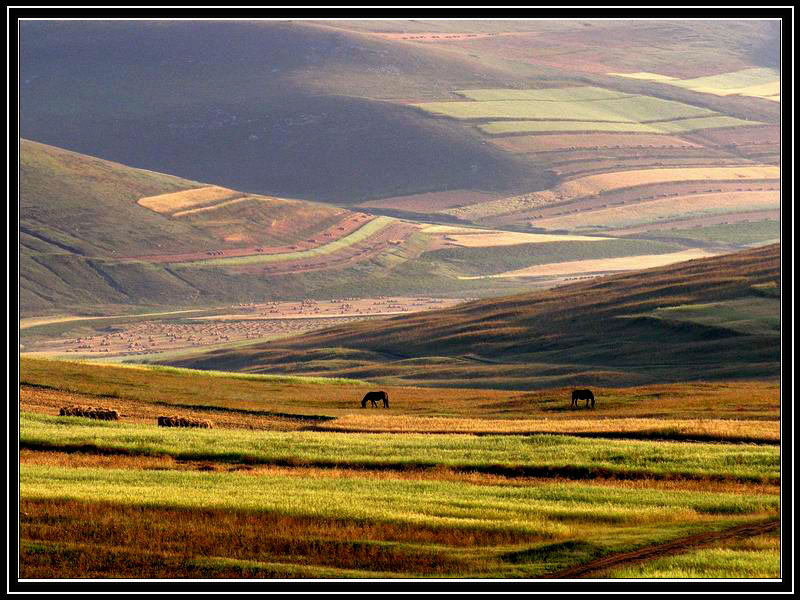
[{"left": 544, "top": 518, "right": 780, "bottom": 578}]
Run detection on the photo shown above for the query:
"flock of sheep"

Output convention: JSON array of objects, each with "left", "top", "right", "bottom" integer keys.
[{"left": 58, "top": 405, "right": 213, "bottom": 428}]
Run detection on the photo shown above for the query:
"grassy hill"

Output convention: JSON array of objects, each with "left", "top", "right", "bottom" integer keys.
[
  {"left": 18, "top": 140, "right": 547, "bottom": 316},
  {"left": 161, "top": 244, "right": 781, "bottom": 388},
  {"left": 19, "top": 20, "right": 549, "bottom": 203}
]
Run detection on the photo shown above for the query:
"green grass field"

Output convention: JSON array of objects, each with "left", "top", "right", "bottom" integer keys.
[{"left": 18, "top": 354, "right": 782, "bottom": 579}]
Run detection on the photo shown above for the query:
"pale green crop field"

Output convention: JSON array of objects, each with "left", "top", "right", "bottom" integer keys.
[
  {"left": 414, "top": 95, "right": 716, "bottom": 123},
  {"left": 186, "top": 216, "right": 396, "bottom": 267},
  {"left": 611, "top": 68, "right": 780, "bottom": 101},
  {"left": 480, "top": 115, "right": 761, "bottom": 135}
]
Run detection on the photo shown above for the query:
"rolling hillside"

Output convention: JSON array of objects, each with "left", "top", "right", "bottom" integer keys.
[
  {"left": 19, "top": 20, "right": 550, "bottom": 203},
  {"left": 162, "top": 243, "right": 781, "bottom": 389}
]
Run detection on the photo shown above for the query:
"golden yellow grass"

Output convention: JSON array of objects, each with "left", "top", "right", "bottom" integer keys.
[
  {"left": 531, "top": 190, "right": 780, "bottom": 231},
  {"left": 446, "top": 166, "right": 781, "bottom": 221},
  {"left": 18, "top": 450, "right": 779, "bottom": 495},
  {"left": 318, "top": 414, "right": 779, "bottom": 441},
  {"left": 137, "top": 186, "right": 241, "bottom": 214},
  {"left": 458, "top": 249, "right": 717, "bottom": 279}
]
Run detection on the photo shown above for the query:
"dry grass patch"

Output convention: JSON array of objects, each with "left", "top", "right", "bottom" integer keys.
[
  {"left": 440, "top": 231, "right": 613, "bottom": 247},
  {"left": 137, "top": 186, "right": 241, "bottom": 215}
]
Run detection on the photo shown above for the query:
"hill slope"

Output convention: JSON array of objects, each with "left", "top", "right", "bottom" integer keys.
[
  {"left": 163, "top": 244, "right": 781, "bottom": 388},
  {"left": 19, "top": 20, "right": 549, "bottom": 203}
]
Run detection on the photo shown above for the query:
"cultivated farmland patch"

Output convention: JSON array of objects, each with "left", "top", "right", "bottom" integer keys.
[
  {"left": 527, "top": 191, "right": 779, "bottom": 233},
  {"left": 445, "top": 165, "right": 780, "bottom": 222},
  {"left": 479, "top": 116, "right": 761, "bottom": 135},
  {"left": 414, "top": 95, "right": 717, "bottom": 123},
  {"left": 137, "top": 186, "right": 242, "bottom": 215}
]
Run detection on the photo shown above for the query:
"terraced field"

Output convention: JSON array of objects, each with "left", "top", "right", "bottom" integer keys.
[{"left": 444, "top": 166, "right": 780, "bottom": 223}]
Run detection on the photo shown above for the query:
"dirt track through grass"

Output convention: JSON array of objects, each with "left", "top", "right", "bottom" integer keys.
[{"left": 543, "top": 518, "right": 780, "bottom": 578}]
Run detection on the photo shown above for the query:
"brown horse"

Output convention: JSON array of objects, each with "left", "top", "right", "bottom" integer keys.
[
  {"left": 571, "top": 389, "right": 595, "bottom": 409},
  {"left": 361, "top": 390, "right": 389, "bottom": 408}
]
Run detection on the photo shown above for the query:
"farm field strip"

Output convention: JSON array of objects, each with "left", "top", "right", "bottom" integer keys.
[
  {"left": 460, "top": 249, "right": 718, "bottom": 280},
  {"left": 137, "top": 186, "right": 242, "bottom": 214},
  {"left": 314, "top": 415, "right": 779, "bottom": 443},
  {"left": 20, "top": 463, "right": 779, "bottom": 534},
  {"left": 614, "top": 217, "right": 780, "bottom": 242},
  {"left": 20, "top": 413, "right": 780, "bottom": 483},
  {"left": 427, "top": 228, "right": 615, "bottom": 247},
  {"left": 528, "top": 190, "right": 780, "bottom": 232},
  {"left": 486, "top": 181, "right": 779, "bottom": 229},
  {"left": 414, "top": 95, "right": 717, "bottom": 123},
  {"left": 123, "top": 211, "right": 372, "bottom": 263},
  {"left": 183, "top": 216, "right": 399, "bottom": 267},
  {"left": 610, "top": 67, "right": 780, "bottom": 101},
  {"left": 479, "top": 115, "right": 762, "bottom": 135},
  {"left": 605, "top": 211, "right": 780, "bottom": 237},
  {"left": 445, "top": 165, "right": 780, "bottom": 221},
  {"left": 490, "top": 133, "right": 703, "bottom": 154},
  {"left": 454, "top": 86, "right": 635, "bottom": 102}
]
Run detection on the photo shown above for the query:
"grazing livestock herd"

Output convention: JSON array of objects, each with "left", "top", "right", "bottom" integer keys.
[{"left": 57, "top": 388, "right": 596, "bottom": 430}]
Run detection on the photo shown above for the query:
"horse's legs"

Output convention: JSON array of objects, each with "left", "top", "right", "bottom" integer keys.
[{"left": 370, "top": 399, "right": 378, "bottom": 407}]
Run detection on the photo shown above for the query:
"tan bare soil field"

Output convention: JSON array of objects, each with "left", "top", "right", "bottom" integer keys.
[
  {"left": 528, "top": 190, "right": 779, "bottom": 232},
  {"left": 22, "top": 297, "right": 467, "bottom": 359},
  {"left": 462, "top": 249, "right": 717, "bottom": 280},
  {"left": 358, "top": 189, "right": 503, "bottom": 212},
  {"left": 490, "top": 134, "right": 702, "bottom": 154},
  {"left": 137, "top": 186, "right": 241, "bottom": 214},
  {"left": 439, "top": 231, "right": 613, "bottom": 247}
]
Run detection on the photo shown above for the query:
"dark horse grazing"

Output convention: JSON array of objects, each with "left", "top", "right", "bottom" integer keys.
[
  {"left": 361, "top": 390, "right": 389, "bottom": 408},
  {"left": 571, "top": 389, "right": 595, "bottom": 409}
]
